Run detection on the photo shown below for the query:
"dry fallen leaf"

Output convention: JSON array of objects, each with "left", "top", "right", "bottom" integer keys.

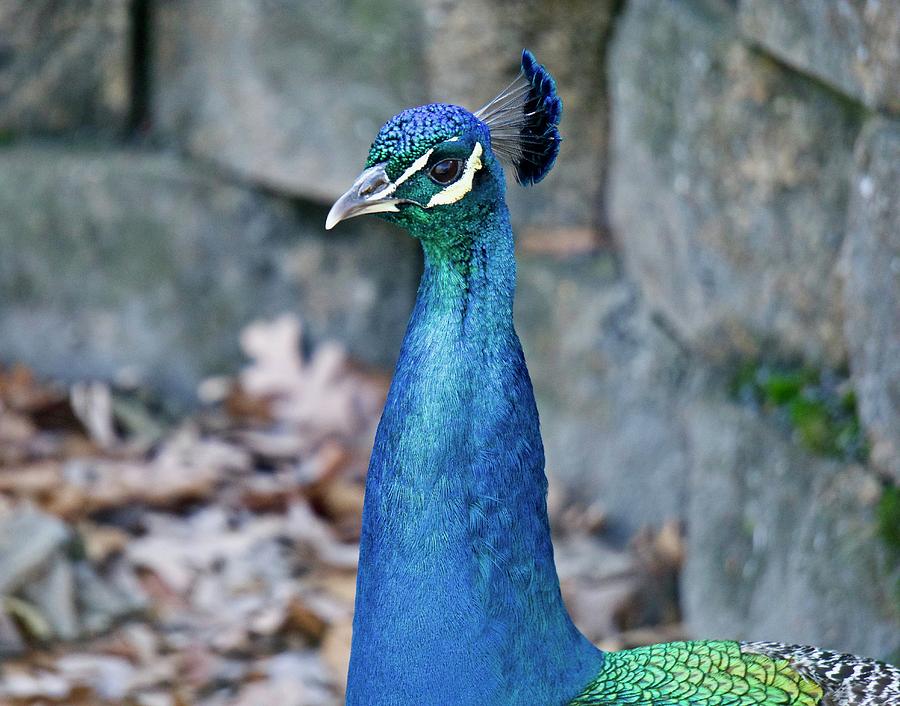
[
  {"left": 70, "top": 381, "right": 117, "bottom": 449},
  {"left": 239, "top": 315, "right": 384, "bottom": 441}
]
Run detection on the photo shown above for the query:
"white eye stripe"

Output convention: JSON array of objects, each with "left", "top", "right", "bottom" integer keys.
[
  {"left": 376, "top": 139, "right": 482, "bottom": 206},
  {"left": 426, "top": 142, "right": 483, "bottom": 207},
  {"left": 391, "top": 137, "right": 457, "bottom": 188},
  {"left": 393, "top": 148, "right": 435, "bottom": 189},
  {"left": 368, "top": 147, "right": 435, "bottom": 200}
]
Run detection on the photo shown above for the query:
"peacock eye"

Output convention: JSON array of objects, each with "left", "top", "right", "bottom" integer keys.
[{"left": 428, "top": 158, "right": 463, "bottom": 185}]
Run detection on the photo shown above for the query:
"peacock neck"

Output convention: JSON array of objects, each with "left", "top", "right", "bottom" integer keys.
[{"left": 346, "top": 205, "right": 602, "bottom": 706}]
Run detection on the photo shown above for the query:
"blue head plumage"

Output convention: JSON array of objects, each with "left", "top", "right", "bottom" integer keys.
[
  {"left": 325, "top": 49, "right": 563, "bottom": 232},
  {"left": 366, "top": 103, "right": 489, "bottom": 180},
  {"left": 365, "top": 49, "right": 562, "bottom": 184}
]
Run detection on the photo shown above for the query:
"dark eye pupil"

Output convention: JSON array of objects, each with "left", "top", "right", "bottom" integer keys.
[{"left": 430, "top": 159, "right": 462, "bottom": 184}]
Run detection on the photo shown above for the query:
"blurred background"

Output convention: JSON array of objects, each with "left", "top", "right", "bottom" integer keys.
[{"left": 0, "top": 0, "right": 898, "bottom": 704}]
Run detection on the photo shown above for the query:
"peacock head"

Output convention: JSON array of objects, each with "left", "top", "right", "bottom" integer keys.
[{"left": 325, "top": 50, "right": 562, "bottom": 241}]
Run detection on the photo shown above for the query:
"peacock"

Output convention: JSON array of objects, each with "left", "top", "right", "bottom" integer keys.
[{"left": 324, "top": 49, "right": 900, "bottom": 706}]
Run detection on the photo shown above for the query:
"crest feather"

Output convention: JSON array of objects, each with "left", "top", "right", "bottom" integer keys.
[{"left": 475, "top": 49, "right": 562, "bottom": 186}]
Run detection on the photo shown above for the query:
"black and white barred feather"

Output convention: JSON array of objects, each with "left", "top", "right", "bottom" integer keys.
[{"left": 743, "top": 641, "right": 900, "bottom": 705}]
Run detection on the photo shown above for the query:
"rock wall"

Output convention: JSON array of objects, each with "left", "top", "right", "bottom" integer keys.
[
  {"left": 0, "top": 0, "right": 897, "bottom": 659},
  {"left": 0, "top": 1, "right": 131, "bottom": 135},
  {"left": 605, "top": 0, "right": 899, "bottom": 657},
  {"left": 0, "top": 148, "right": 419, "bottom": 395}
]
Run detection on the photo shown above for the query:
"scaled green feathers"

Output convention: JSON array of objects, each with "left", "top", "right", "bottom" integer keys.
[{"left": 569, "top": 641, "right": 822, "bottom": 706}]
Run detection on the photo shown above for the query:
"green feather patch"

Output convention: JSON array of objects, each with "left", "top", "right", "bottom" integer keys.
[{"left": 569, "top": 641, "right": 824, "bottom": 705}]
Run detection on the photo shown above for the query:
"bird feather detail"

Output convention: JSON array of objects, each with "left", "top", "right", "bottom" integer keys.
[
  {"left": 569, "top": 640, "right": 900, "bottom": 705},
  {"left": 475, "top": 49, "right": 562, "bottom": 185}
]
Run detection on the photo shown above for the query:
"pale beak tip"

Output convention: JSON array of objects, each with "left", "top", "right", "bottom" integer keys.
[{"left": 324, "top": 207, "right": 342, "bottom": 231}]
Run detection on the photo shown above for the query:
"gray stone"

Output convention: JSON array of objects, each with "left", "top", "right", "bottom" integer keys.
[
  {"left": 516, "top": 253, "right": 692, "bottom": 538},
  {"left": 609, "top": 0, "right": 859, "bottom": 365},
  {"left": 842, "top": 118, "right": 900, "bottom": 482},
  {"left": 21, "top": 554, "right": 79, "bottom": 641},
  {"left": 0, "top": 0, "right": 130, "bottom": 134},
  {"left": 0, "top": 510, "right": 70, "bottom": 595},
  {"left": 75, "top": 561, "right": 144, "bottom": 635},
  {"left": 153, "top": 0, "right": 428, "bottom": 202},
  {"left": 0, "top": 609, "right": 25, "bottom": 658},
  {"left": 683, "top": 399, "right": 900, "bottom": 659},
  {"left": 740, "top": 0, "right": 900, "bottom": 113},
  {"left": 422, "top": 0, "right": 616, "bottom": 242},
  {"left": 0, "top": 147, "right": 419, "bottom": 401}
]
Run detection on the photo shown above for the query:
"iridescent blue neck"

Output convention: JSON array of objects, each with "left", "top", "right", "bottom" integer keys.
[{"left": 346, "top": 203, "right": 602, "bottom": 705}]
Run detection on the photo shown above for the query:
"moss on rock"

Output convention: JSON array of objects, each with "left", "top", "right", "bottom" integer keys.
[{"left": 730, "top": 362, "right": 867, "bottom": 462}]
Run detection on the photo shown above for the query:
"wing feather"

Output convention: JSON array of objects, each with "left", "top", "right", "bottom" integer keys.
[{"left": 569, "top": 641, "right": 824, "bottom": 705}]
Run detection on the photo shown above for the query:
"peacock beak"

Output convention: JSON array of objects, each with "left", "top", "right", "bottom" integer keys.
[{"left": 325, "top": 164, "right": 406, "bottom": 230}]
